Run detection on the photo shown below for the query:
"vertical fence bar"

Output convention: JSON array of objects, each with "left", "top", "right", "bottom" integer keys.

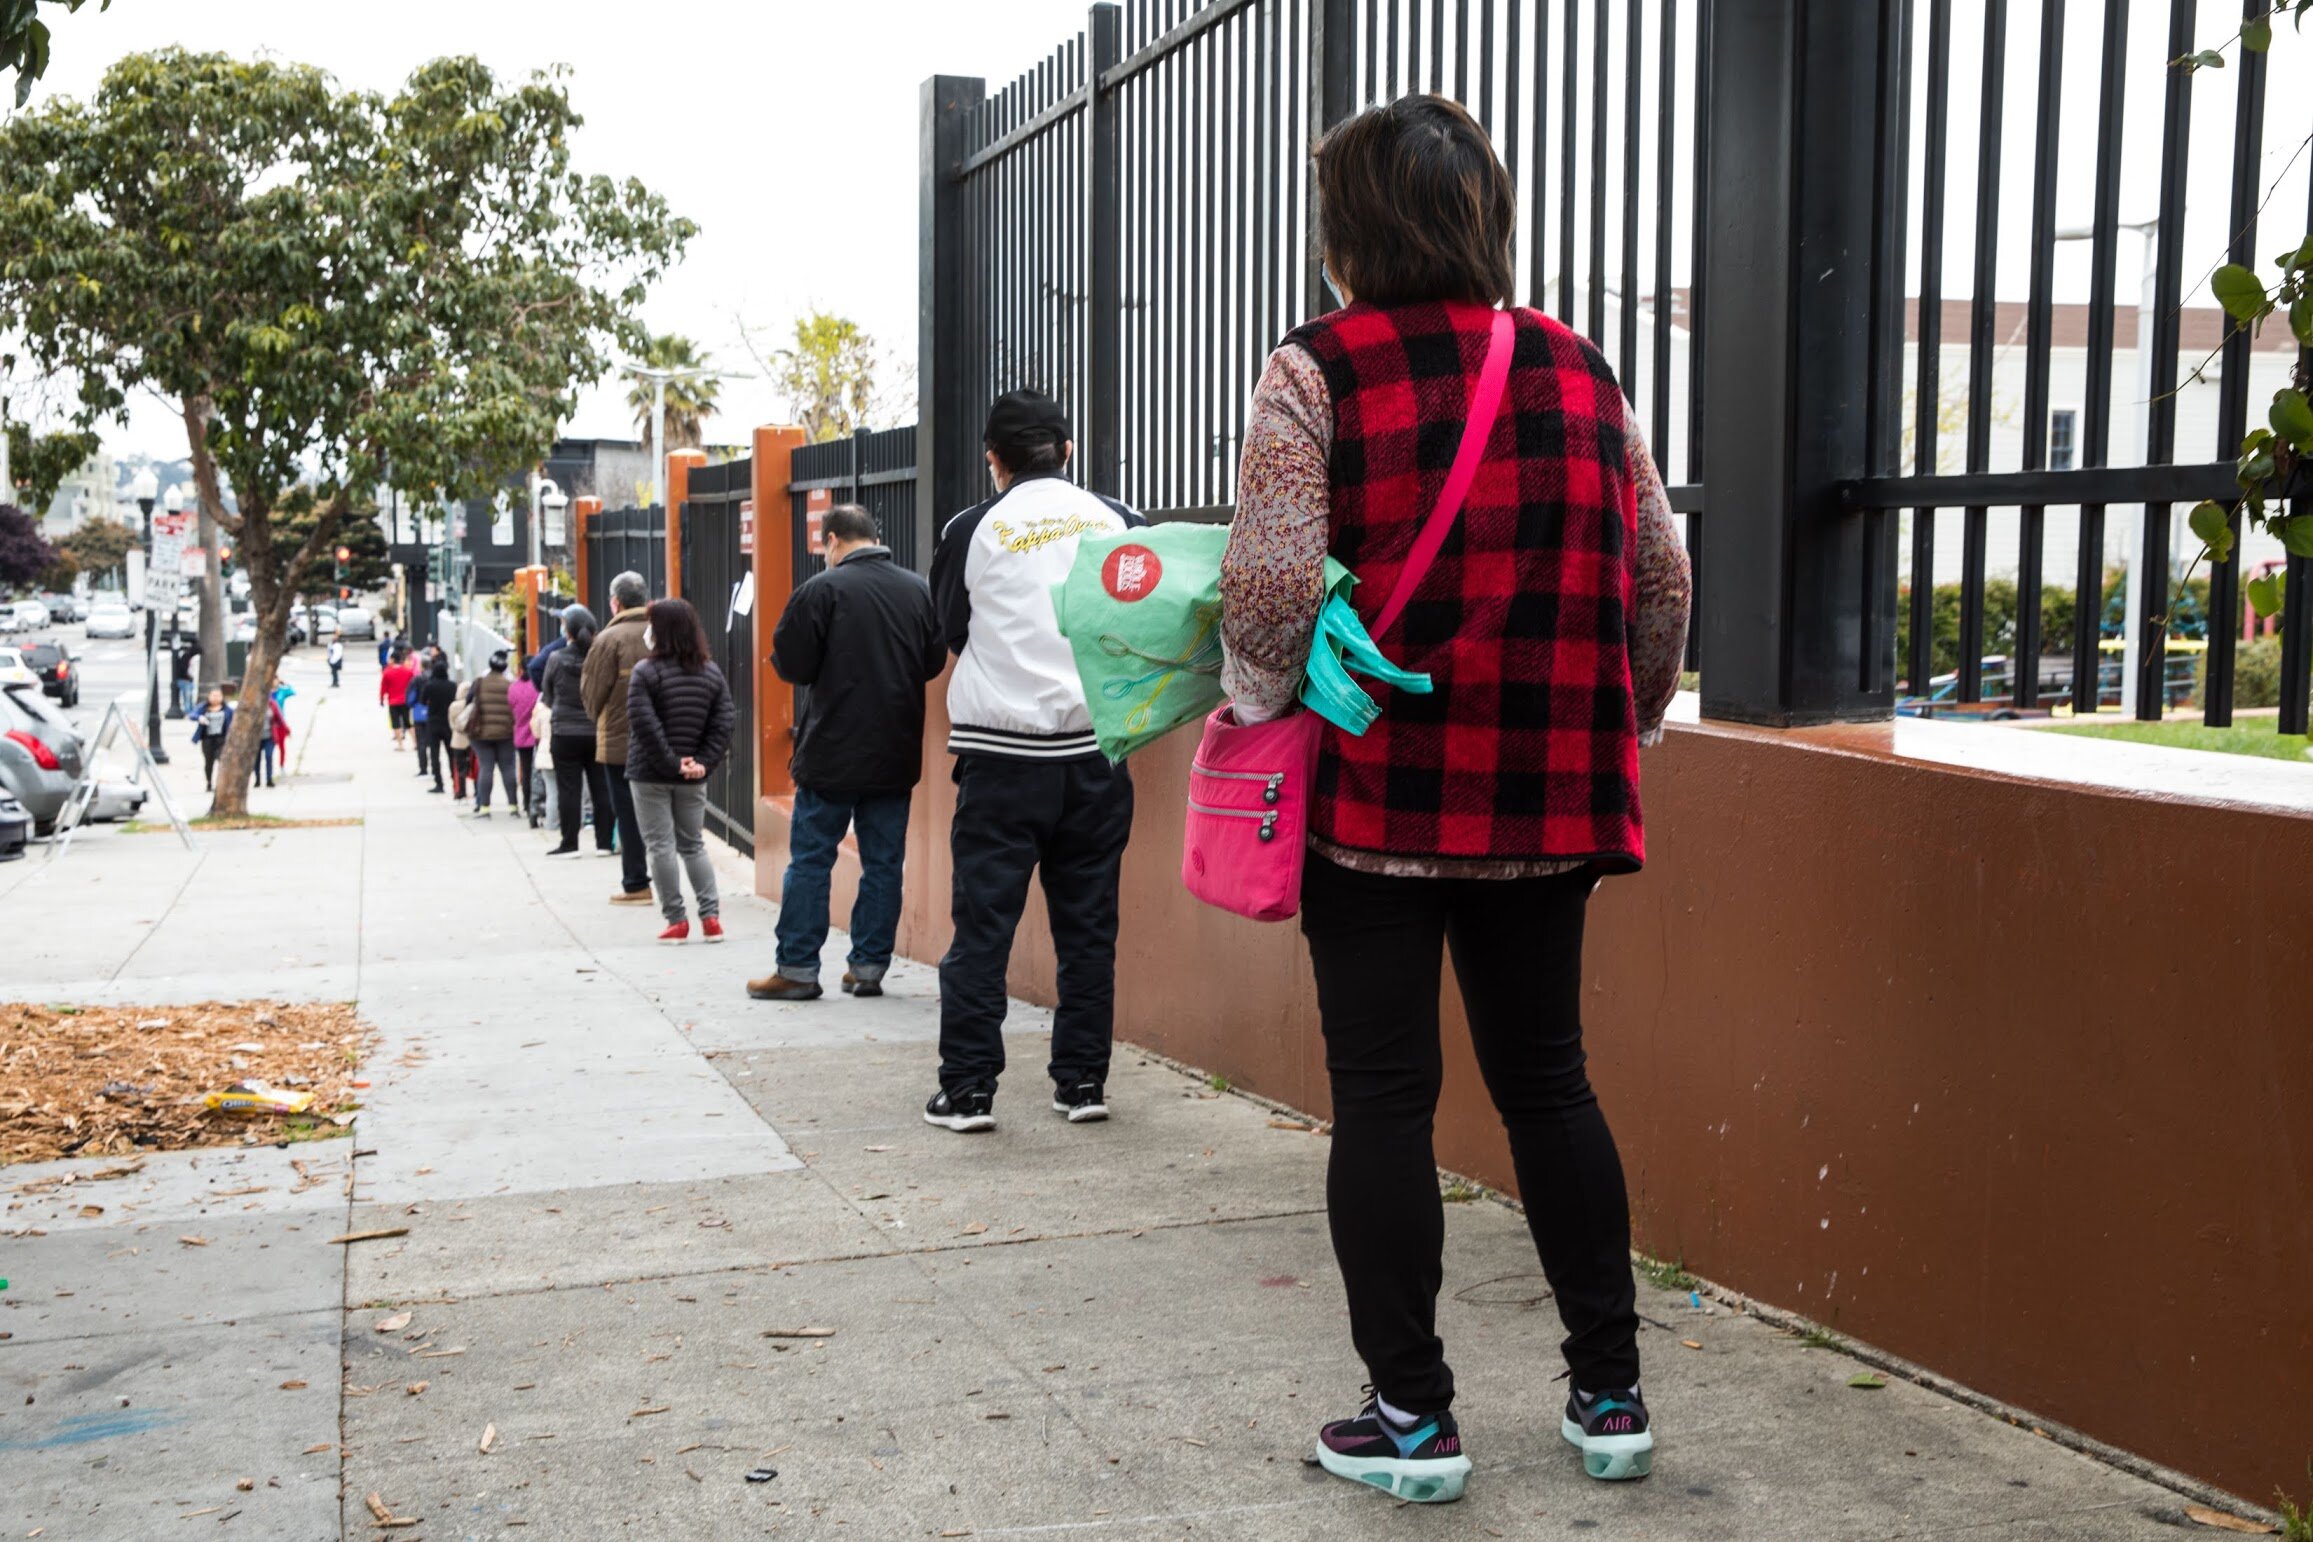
[
  {"left": 1087, "top": 6, "right": 1123, "bottom": 498},
  {"left": 1310, "top": 0, "right": 1356, "bottom": 325},
  {"left": 2136, "top": 0, "right": 2195, "bottom": 721},
  {"left": 1956, "top": 0, "right": 2004, "bottom": 704},
  {"left": 1700, "top": 0, "right": 1895, "bottom": 725},
  {"left": 1506, "top": 0, "right": 1526, "bottom": 297},
  {"left": 1861, "top": 0, "right": 1911, "bottom": 696},
  {"left": 1587, "top": 0, "right": 1608, "bottom": 345},
  {"left": 2012, "top": 0, "right": 2062, "bottom": 708},
  {"left": 1617, "top": 0, "right": 1641, "bottom": 387},
  {"left": 2073, "top": 0, "right": 2126, "bottom": 712},
  {"left": 1558, "top": 0, "right": 1577, "bottom": 322},
  {"left": 1907, "top": 0, "right": 1951, "bottom": 696},
  {"left": 1650, "top": 0, "right": 1675, "bottom": 460},
  {"left": 2279, "top": 170, "right": 2313, "bottom": 737},
  {"left": 2204, "top": 0, "right": 2267, "bottom": 727},
  {"left": 919, "top": 74, "right": 987, "bottom": 570}
]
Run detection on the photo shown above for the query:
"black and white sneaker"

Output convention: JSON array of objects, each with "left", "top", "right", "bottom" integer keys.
[
  {"left": 1052, "top": 1080, "right": 1109, "bottom": 1123},
  {"left": 924, "top": 1086, "right": 996, "bottom": 1133}
]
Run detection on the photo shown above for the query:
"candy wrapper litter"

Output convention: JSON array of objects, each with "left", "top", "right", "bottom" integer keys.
[{"left": 203, "top": 1080, "right": 317, "bottom": 1116}]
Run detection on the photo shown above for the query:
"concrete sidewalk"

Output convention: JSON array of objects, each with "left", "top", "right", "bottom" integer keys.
[{"left": 1, "top": 650, "right": 2236, "bottom": 1539}]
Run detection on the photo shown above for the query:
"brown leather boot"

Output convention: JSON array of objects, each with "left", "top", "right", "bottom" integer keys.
[{"left": 746, "top": 975, "right": 824, "bottom": 1002}]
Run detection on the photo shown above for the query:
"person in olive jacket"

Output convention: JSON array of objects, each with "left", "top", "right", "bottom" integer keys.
[
  {"left": 749, "top": 504, "right": 946, "bottom": 1003},
  {"left": 462, "top": 650, "right": 520, "bottom": 817},
  {"left": 624, "top": 598, "right": 736, "bottom": 944},
  {"left": 581, "top": 571, "right": 657, "bottom": 904}
]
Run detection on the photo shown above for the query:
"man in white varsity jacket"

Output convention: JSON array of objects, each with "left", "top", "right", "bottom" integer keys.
[{"left": 924, "top": 389, "right": 1145, "bottom": 1134}]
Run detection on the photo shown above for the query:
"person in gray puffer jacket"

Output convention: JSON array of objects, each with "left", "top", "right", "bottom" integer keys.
[{"left": 543, "top": 605, "right": 614, "bottom": 857}]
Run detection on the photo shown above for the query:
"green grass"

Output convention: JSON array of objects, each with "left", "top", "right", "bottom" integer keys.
[
  {"left": 1207, "top": 1073, "right": 1230, "bottom": 1093},
  {"left": 1796, "top": 1327, "right": 1847, "bottom": 1351},
  {"left": 1635, "top": 1254, "right": 1698, "bottom": 1292},
  {"left": 1440, "top": 1178, "right": 1482, "bottom": 1204},
  {"left": 2278, "top": 1462, "right": 2313, "bottom": 1542},
  {"left": 2043, "top": 718, "right": 2312, "bottom": 762}
]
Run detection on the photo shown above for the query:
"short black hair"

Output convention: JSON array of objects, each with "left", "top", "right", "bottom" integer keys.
[
  {"left": 1315, "top": 95, "right": 1516, "bottom": 307},
  {"left": 822, "top": 504, "right": 879, "bottom": 546}
]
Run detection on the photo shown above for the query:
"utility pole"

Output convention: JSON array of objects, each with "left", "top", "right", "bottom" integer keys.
[{"left": 132, "top": 469, "right": 169, "bottom": 763}]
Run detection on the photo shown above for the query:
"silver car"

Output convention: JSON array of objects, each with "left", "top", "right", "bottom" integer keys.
[
  {"left": 84, "top": 602, "right": 137, "bottom": 639},
  {"left": 0, "top": 682, "right": 85, "bottom": 834}
]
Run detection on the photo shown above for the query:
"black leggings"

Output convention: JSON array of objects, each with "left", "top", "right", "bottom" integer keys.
[
  {"left": 1299, "top": 853, "right": 1639, "bottom": 1412},
  {"left": 200, "top": 737, "right": 222, "bottom": 787},
  {"left": 552, "top": 734, "right": 614, "bottom": 851}
]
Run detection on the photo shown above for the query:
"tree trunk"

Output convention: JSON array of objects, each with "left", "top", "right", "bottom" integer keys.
[
  {"left": 180, "top": 397, "right": 228, "bottom": 690},
  {"left": 204, "top": 484, "right": 348, "bottom": 818}
]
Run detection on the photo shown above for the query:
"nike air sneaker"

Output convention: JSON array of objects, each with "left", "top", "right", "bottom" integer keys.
[
  {"left": 924, "top": 1085, "right": 996, "bottom": 1133},
  {"left": 1052, "top": 1080, "right": 1109, "bottom": 1123},
  {"left": 1562, "top": 1384, "right": 1652, "bottom": 1480},
  {"left": 1313, "top": 1394, "right": 1470, "bottom": 1503}
]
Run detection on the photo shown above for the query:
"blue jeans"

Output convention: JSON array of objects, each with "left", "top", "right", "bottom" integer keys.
[
  {"left": 774, "top": 786, "right": 913, "bottom": 984},
  {"left": 175, "top": 679, "right": 197, "bottom": 715}
]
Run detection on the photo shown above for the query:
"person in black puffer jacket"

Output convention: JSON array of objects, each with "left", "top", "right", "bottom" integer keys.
[
  {"left": 624, "top": 598, "right": 736, "bottom": 942},
  {"left": 542, "top": 606, "right": 613, "bottom": 857},
  {"left": 417, "top": 656, "right": 459, "bottom": 794}
]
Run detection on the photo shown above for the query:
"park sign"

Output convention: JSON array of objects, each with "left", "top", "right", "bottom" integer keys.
[{"left": 148, "top": 508, "right": 193, "bottom": 613}]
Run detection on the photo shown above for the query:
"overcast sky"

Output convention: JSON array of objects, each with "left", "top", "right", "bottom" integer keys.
[{"left": 23, "top": 0, "right": 1103, "bottom": 459}]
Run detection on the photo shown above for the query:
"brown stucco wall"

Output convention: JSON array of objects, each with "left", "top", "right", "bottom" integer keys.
[{"left": 758, "top": 683, "right": 2313, "bottom": 1503}]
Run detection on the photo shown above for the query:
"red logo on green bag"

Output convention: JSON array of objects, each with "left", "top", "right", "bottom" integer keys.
[{"left": 1101, "top": 544, "right": 1162, "bottom": 602}]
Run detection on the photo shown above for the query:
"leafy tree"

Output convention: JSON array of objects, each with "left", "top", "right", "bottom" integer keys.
[
  {"left": 0, "top": 51, "right": 691, "bottom": 814},
  {"left": 0, "top": 503, "right": 54, "bottom": 587},
  {"left": 54, "top": 512, "right": 133, "bottom": 585},
  {"left": 3, "top": 418, "right": 99, "bottom": 510},
  {"left": 759, "top": 309, "right": 881, "bottom": 444},
  {"left": 624, "top": 334, "right": 721, "bottom": 452},
  {"left": 2, "top": 0, "right": 106, "bottom": 107}
]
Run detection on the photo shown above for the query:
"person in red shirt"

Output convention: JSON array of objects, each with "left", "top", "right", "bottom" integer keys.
[{"left": 379, "top": 648, "right": 416, "bottom": 750}]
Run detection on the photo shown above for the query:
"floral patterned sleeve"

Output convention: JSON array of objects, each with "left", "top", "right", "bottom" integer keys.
[
  {"left": 1219, "top": 346, "right": 1335, "bottom": 724},
  {"left": 1625, "top": 425, "right": 1692, "bottom": 746}
]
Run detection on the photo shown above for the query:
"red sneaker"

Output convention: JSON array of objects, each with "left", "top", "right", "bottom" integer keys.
[
  {"left": 700, "top": 916, "right": 725, "bottom": 944},
  {"left": 656, "top": 921, "right": 690, "bottom": 945}
]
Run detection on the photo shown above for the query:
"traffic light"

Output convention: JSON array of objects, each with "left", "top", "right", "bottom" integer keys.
[{"left": 335, "top": 545, "right": 350, "bottom": 563}]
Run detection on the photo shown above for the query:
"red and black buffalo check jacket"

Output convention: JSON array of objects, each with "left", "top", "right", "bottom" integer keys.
[{"left": 1282, "top": 300, "right": 1645, "bottom": 871}]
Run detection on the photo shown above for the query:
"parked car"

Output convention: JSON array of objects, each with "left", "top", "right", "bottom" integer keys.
[
  {"left": 0, "top": 789, "right": 28, "bottom": 860},
  {"left": 8, "top": 599, "right": 51, "bottom": 631},
  {"left": 85, "top": 779, "right": 148, "bottom": 823},
  {"left": 39, "top": 594, "right": 83, "bottom": 624},
  {"left": 0, "top": 603, "right": 23, "bottom": 634},
  {"left": 0, "top": 648, "right": 34, "bottom": 689},
  {"left": 332, "top": 605, "right": 375, "bottom": 640},
  {"left": 0, "top": 682, "right": 84, "bottom": 834},
  {"left": 20, "top": 641, "right": 79, "bottom": 708},
  {"left": 84, "top": 601, "right": 137, "bottom": 639}
]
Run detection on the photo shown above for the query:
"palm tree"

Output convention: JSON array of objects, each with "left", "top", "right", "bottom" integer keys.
[{"left": 625, "top": 334, "right": 722, "bottom": 451}]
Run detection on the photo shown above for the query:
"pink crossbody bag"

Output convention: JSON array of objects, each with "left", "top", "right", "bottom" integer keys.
[{"left": 1182, "top": 309, "right": 1516, "bottom": 923}]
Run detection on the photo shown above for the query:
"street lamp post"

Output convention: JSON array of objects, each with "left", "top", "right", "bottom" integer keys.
[
  {"left": 161, "top": 484, "right": 188, "bottom": 718},
  {"left": 131, "top": 468, "right": 169, "bottom": 763},
  {"left": 617, "top": 362, "right": 754, "bottom": 512}
]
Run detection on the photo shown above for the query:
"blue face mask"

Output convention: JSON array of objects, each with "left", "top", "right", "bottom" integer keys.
[
  {"left": 1297, "top": 593, "right": 1432, "bottom": 735},
  {"left": 1322, "top": 264, "right": 1347, "bottom": 310}
]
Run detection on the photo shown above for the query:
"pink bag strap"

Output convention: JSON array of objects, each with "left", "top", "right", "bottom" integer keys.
[{"left": 1370, "top": 308, "right": 1517, "bottom": 639}]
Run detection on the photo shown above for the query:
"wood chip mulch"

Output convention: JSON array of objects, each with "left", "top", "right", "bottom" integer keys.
[{"left": 2, "top": 1000, "right": 371, "bottom": 1168}]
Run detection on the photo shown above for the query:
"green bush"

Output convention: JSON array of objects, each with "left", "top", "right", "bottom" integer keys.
[{"left": 2200, "top": 635, "right": 2312, "bottom": 713}]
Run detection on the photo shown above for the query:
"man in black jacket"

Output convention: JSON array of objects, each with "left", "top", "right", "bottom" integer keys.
[{"left": 749, "top": 505, "right": 946, "bottom": 1003}]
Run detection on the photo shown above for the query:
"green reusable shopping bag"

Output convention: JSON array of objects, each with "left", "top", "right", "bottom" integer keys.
[
  {"left": 1055, "top": 524, "right": 1428, "bottom": 760},
  {"left": 1051, "top": 524, "right": 1234, "bottom": 761}
]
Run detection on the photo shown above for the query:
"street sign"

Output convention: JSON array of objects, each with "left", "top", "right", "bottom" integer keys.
[
  {"left": 149, "top": 509, "right": 193, "bottom": 612},
  {"left": 739, "top": 498, "right": 755, "bottom": 556}
]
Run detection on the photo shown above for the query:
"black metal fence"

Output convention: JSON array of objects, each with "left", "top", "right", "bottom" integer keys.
[
  {"left": 924, "top": 0, "right": 2312, "bottom": 733},
  {"left": 582, "top": 505, "right": 666, "bottom": 622},
  {"left": 789, "top": 426, "right": 923, "bottom": 580},
  {"left": 680, "top": 459, "right": 757, "bottom": 854}
]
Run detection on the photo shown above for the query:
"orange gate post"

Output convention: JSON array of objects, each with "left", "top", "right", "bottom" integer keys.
[
  {"left": 749, "top": 425, "right": 808, "bottom": 901},
  {"left": 665, "top": 449, "right": 705, "bottom": 601}
]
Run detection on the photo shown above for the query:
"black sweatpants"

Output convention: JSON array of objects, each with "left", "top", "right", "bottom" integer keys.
[
  {"left": 552, "top": 734, "right": 614, "bottom": 851},
  {"left": 417, "top": 722, "right": 445, "bottom": 787},
  {"left": 1299, "top": 853, "right": 1640, "bottom": 1411},
  {"left": 936, "top": 753, "right": 1133, "bottom": 1096}
]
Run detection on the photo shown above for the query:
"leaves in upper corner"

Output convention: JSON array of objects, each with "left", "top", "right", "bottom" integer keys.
[
  {"left": 2241, "top": 15, "right": 2274, "bottom": 50},
  {"left": 2246, "top": 570, "right": 2287, "bottom": 620},
  {"left": 2179, "top": 47, "right": 2229, "bottom": 71},
  {"left": 2188, "top": 501, "right": 2236, "bottom": 565},
  {"left": 2211, "top": 265, "right": 2272, "bottom": 326},
  {"left": 2271, "top": 388, "right": 2313, "bottom": 456},
  {"left": 2277, "top": 516, "right": 2313, "bottom": 562}
]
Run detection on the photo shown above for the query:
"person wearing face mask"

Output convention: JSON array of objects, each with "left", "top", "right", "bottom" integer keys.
[{"left": 920, "top": 390, "right": 1145, "bottom": 1136}]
